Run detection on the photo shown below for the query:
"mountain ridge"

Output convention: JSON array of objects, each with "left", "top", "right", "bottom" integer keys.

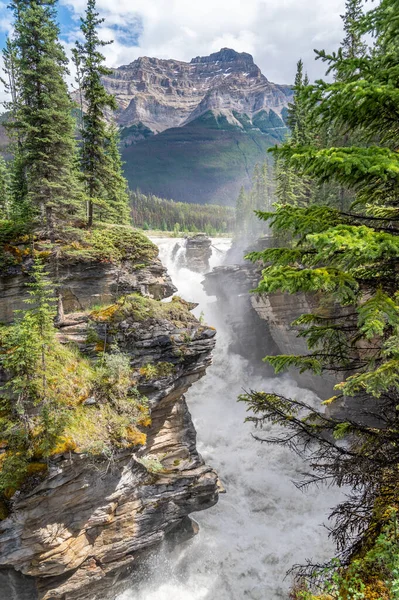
[{"left": 102, "top": 48, "right": 293, "bottom": 135}]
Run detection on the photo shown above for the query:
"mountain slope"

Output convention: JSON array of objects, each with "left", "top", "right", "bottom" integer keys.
[
  {"left": 122, "top": 109, "right": 286, "bottom": 205},
  {"left": 104, "top": 48, "right": 292, "bottom": 134},
  {"left": 92, "top": 48, "right": 294, "bottom": 205}
]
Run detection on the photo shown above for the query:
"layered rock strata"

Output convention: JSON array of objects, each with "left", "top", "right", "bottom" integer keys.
[
  {"left": 0, "top": 243, "right": 219, "bottom": 600},
  {"left": 204, "top": 260, "right": 343, "bottom": 397},
  {"left": 183, "top": 234, "right": 212, "bottom": 273},
  {"left": 101, "top": 48, "right": 292, "bottom": 134}
]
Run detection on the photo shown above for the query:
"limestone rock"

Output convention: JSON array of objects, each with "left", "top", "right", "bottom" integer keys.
[
  {"left": 98, "top": 48, "right": 293, "bottom": 134},
  {"left": 0, "top": 249, "right": 219, "bottom": 599},
  {"left": 183, "top": 234, "right": 213, "bottom": 273},
  {"left": 0, "top": 255, "right": 176, "bottom": 324}
]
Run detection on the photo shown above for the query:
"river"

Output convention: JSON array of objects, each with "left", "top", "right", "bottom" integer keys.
[{"left": 118, "top": 237, "right": 340, "bottom": 600}]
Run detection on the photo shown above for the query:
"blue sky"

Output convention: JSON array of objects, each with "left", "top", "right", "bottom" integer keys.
[{"left": 0, "top": 0, "right": 350, "bottom": 91}]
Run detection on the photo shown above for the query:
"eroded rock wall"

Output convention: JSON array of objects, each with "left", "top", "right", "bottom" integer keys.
[
  {"left": 204, "top": 261, "right": 342, "bottom": 397},
  {"left": 0, "top": 248, "right": 219, "bottom": 600}
]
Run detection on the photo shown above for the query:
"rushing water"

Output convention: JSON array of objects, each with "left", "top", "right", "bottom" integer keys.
[{"left": 118, "top": 238, "right": 340, "bottom": 600}]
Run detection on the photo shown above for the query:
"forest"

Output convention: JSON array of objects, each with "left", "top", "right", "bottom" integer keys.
[
  {"left": 0, "top": 0, "right": 399, "bottom": 597},
  {"left": 130, "top": 190, "right": 235, "bottom": 234}
]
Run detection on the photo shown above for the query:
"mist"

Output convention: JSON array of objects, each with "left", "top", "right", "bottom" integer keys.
[{"left": 117, "top": 237, "right": 341, "bottom": 600}]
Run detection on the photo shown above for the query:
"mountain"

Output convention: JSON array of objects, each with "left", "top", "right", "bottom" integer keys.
[{"left": 102, "top": 48, "right": 293, "bottom": 205}]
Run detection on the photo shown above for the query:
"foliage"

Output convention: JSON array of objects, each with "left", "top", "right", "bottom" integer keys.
[
  {"left": 291, "top": 511, "right": 399, "bottom": 599},
  {"left": 0, "top": 261, "right": 152, "bottom": 496},
  {"left": 90, "top": 294, "right": 196, "bottom": 327},
  {"left": 136, "top": 455, "right": 164, "bottom": 474},
  {"left": 242, "top": 0, "right": 399, "bottom": 592},
  {"left": 59, "top": 223, "right": 158, "bottom": 263},
  {"left": 139, "top": 362, "right": 175, "bottom": 380},
  {"left": 0, "top": 157, "right": 11, "bottom": 220},
  {"left": 130, "top": 190, "right": 235, "bottom": 234},
  {"left": 75, "top": 0, "right": 129, "bottom": 226},
  {"left": 5, "top": 0, "right": 83, "bottom": 238},
  {"left": 234, "top": 162, "right": 274, "bottom": 240}
]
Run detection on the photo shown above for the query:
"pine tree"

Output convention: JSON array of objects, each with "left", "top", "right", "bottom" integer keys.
[
  {"left": 0, "top": 157, "right": 11, "bottom": 220},
  {"left": 76, "top": 0, "right": 129, "bottom": 226},
  {"left": 235, "top": 186, "right": 249, "bottom": 238},
  {"left": 243, "top": 0, "right": 399, "bottom": 590},
  {"left": 102, "top": 124, "right": 130, "bottom": 223},
  {"left": 7, "top": 0, "right": 82, "bottom": 238},
  {"left": 341, "top": 0, "right": 367, "bottom": 59}
]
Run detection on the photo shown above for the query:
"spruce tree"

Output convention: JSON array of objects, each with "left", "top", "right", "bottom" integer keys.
[
  {"left": 0, "top": 157, "right": 11, "bottom": 219},
  {"left": 341, "top": 0, "right": 367, "bottom": 59},
  {"left": 243, "top": 0, "right": 399, "bottom": 591},
  {"left": 76, "top": 0, "right": 129, "bottom": 226},
  {"left": 7, "top": 0, "right": 82, "bottom": 238},
  {"left": 102, "top": 124, "right": 130, "bottom": 223}
]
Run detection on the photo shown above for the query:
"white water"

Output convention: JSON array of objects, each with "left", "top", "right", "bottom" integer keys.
[{"left": 118, "top": 238, "right": 340, "bottom": 600}]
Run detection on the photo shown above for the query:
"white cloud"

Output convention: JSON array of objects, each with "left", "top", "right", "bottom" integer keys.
[{"left": 61, "top": 0, "right": 348, "bottom": 83}]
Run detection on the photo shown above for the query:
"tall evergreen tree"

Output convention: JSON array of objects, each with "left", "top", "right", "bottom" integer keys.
[
  {"left": 102, "top": 124, "right": 130, "bottom": 223},
  {"left": 243, "top": 0, "right": 399, "bottom": 593},
  {"left": 0, "top": 157, "right": 11, "bottom": 219},
  {"left": 341, "top": 0, "right": 367, "bottom": 59},
  {"left": 76, "top": 0, "right": 129, "bottom": 226},
  {"left": 7, "top": 0, "right": 82, "bottom": 238}
]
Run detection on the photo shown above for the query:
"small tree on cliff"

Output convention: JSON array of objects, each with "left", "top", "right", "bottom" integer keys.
[
  {"left": 6, "top": 0, "right": 82, "bottom": 237},
  {"left": 76, "top": 0, "right": 129, "bottom": 226},
  {"left": 242, "top": 0, "right": 399, "bottom": 588}
]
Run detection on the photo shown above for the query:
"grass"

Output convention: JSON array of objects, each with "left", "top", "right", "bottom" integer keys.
[{"left": 90, "top": 294, "right": 198, "bottom": 327}]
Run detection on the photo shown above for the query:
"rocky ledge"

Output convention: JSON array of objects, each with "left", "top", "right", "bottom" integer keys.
[
  {"left": 183, "top": 234, "right": 212, "bottom": 273},
  {"left": 204, "top": 260, "right": 343, "bottom": 396},
  {"left": 0, "top": 229, "right": 220, "bottom": 600}
]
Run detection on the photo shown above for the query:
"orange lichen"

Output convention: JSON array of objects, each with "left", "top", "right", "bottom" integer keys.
[
  {"left": 362, "top": 582, "right": 390, "bottom": 600},
  {"left": 50, "top": 438, "right": 78, "bottom": 455},
  {"left": 137, "top": 416, "right": 152, "bottom": 428},
  {"left": 126, "top": 428, "right": 147, "bottom": 446}
]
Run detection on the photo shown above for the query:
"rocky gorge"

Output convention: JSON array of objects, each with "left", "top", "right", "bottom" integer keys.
[{"left": 0, "top": 230, "right": 221, "bottom": 600}]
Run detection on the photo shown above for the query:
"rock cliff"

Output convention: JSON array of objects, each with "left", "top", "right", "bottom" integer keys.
[
  {"left": 102, "top": 48, "right": 292, "bottom": 135},
  {"left": 204, "top": 252, "right": 342, "bottom": 397},
  {"left": 0, "top": 230, "right": 220, "bottom": 600}
]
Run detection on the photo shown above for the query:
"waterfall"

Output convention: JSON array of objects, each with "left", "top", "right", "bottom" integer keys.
[{"left": 118, "top": 237, "right": 340, "bottom": 600}]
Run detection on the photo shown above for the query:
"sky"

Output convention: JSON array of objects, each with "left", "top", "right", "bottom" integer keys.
[{"left": 0, "top": 0, "right": 349, "bottom": 94}]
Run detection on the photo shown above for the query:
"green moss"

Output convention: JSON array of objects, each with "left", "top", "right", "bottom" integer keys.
[
  {"left": 59, "top": 223, "right": 158, "bottom": 264},
  {"left": 90, "top": 294, "right": 197, "bottom": 326}
]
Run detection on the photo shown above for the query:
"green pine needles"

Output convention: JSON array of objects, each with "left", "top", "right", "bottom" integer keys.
[
  {"left": 75, "top": 0, "right": 129, "bottom": 226},
  {"left": 241, "top": 0, "right": 399, "bottom": 594},
  {"left": 1, "top": 0, "right": 130, "bottom": 233}
]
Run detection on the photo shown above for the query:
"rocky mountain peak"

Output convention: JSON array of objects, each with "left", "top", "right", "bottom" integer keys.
[
  {"left": 190, "top": 47, "right": 255, "bottom": 66},
  {"left": 100, "top": 48, "right": 290, "bottom": 134}
]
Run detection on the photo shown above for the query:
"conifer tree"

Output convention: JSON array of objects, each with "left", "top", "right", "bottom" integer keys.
[
  {"left": 235, "top": 186, "right": 249, "bottom": 238},
  {"left": 0, "top": 157, "right": 11, "bottom": 220},
  {"left": 76, "top": 0, "right": 129, "bottom": 226},
  {"left": 7, "top": 0, "right": 82, "bottom": 238},
  {"left": 243, "top": 0, "right": 399, "bottom": 589},
  {"left": 102, "top": 124, "right": 130, "bottom": 223},
  {"left": 341, "top": 0, "right": 367, "bottom": 59}
]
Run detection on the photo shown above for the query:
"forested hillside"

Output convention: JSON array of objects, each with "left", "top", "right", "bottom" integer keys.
[{"left": 131, "top": 191, "right": 235, "bottom": 233}]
